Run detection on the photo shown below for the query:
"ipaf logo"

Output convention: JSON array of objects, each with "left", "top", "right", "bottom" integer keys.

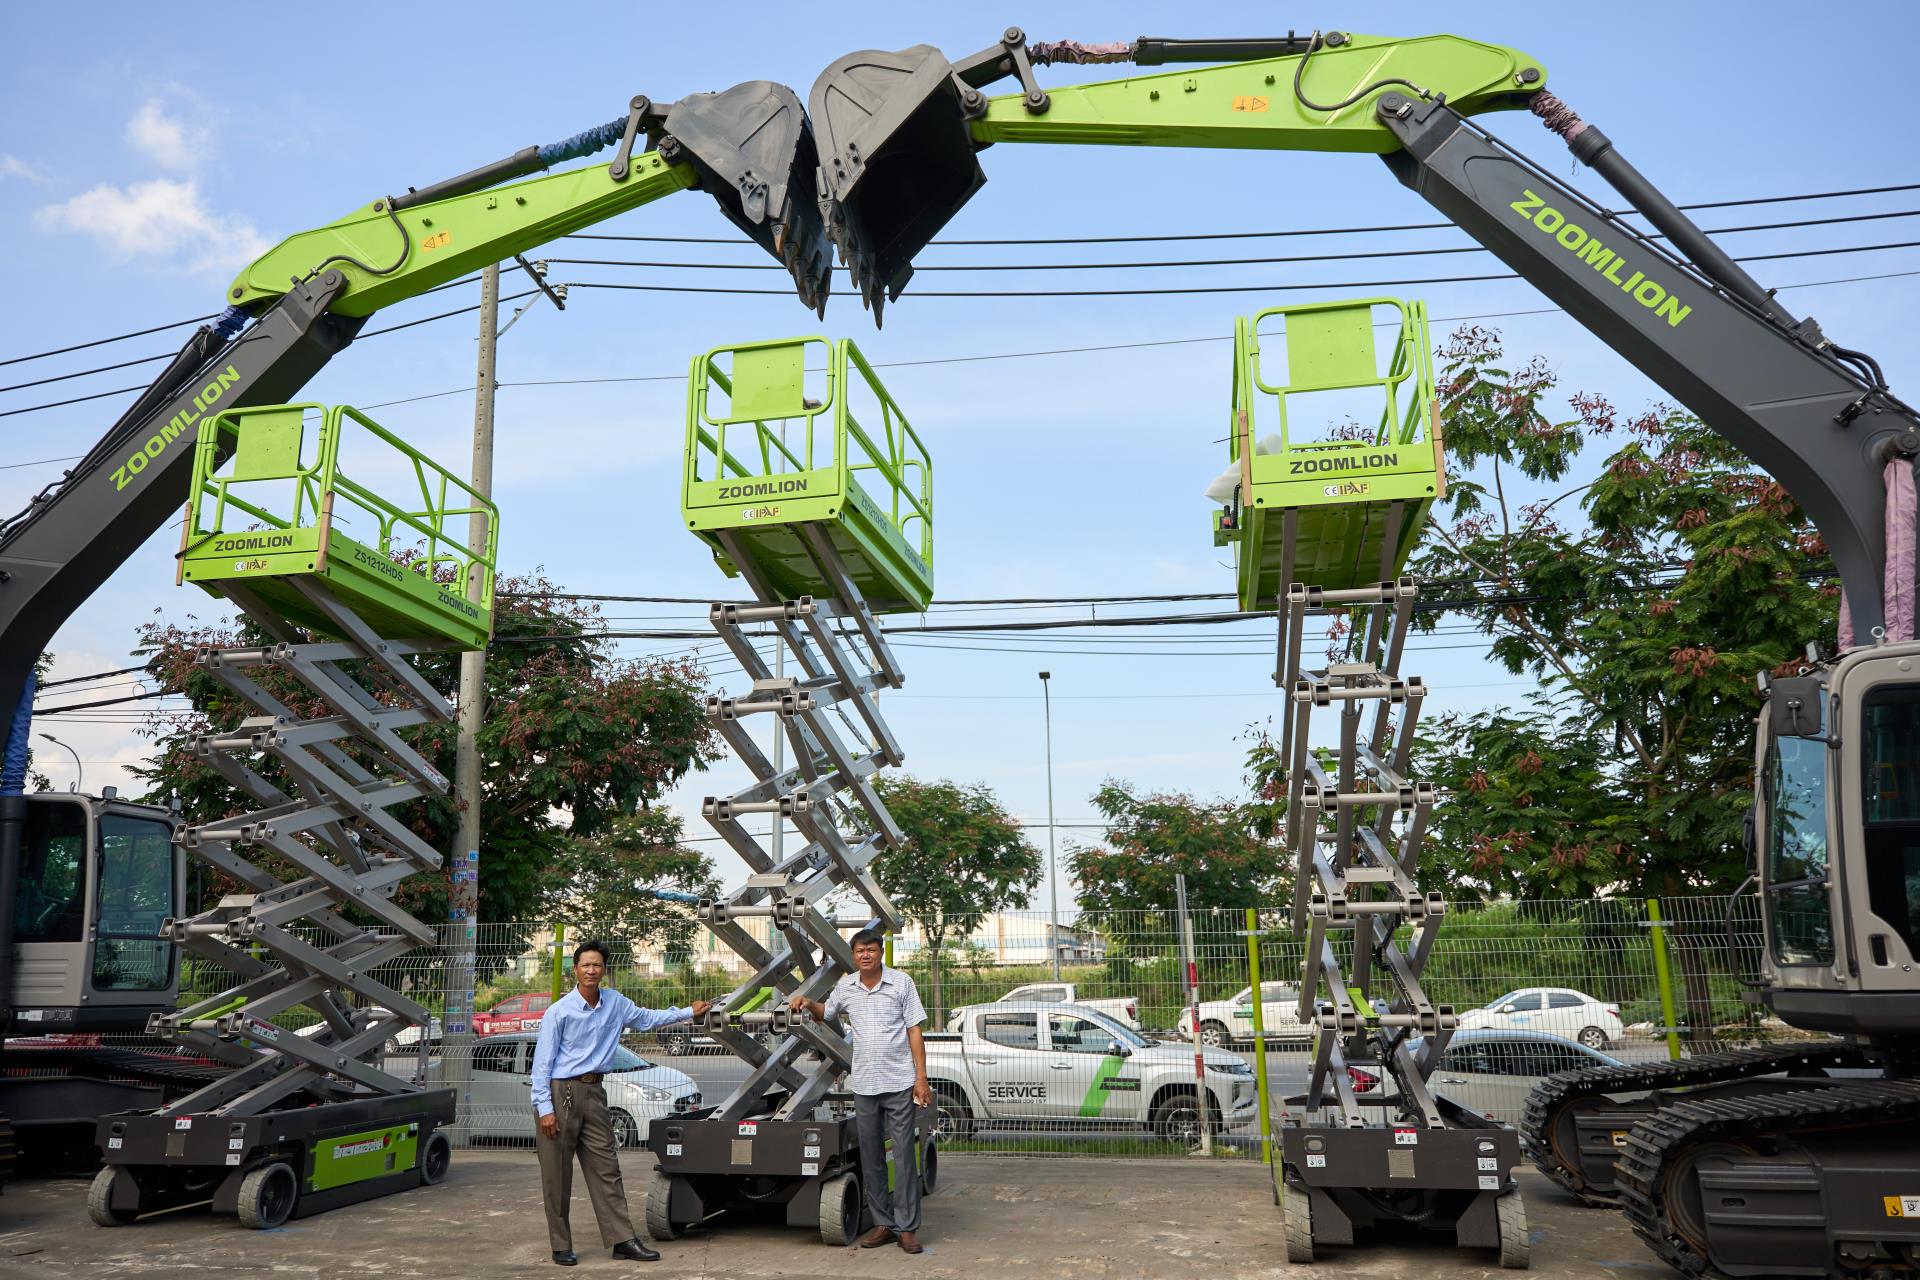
[{"left": 1323, "top": 481, "right": 1371, "bottom": 498}]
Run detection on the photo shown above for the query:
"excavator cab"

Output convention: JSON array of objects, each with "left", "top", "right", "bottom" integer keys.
[
  {"left": 1213, "top": 297, "right": 1444, "bottom": 606},
  {"left": 1757, "top": 648, "right": 1920, "bottom": 1034},
  {"left": 10, "top": 791, "right": 181, "bottom": 1033}
]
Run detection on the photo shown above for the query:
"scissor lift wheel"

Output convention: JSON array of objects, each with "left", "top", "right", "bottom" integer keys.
[{"left": 818, "top": 1171, "right": 861, "bottom": 1245}]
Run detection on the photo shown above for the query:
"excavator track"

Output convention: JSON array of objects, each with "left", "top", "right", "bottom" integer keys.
[
  {"left": 1614, "top": 1077, "right": 1920, "bottom": 1278},
  {"left": 1521, "top": 1043, "right": 1875, "bottom": 1203}
]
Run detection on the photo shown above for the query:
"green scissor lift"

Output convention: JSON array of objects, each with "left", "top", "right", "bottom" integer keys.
[
  {"left": 649, "top": 336, "right": 937, "bottom": 1246},
  {"left": 92, "top": 404, "right": 496, "bottom": 1231},
  {"left": 1216, "top": 301, "right": 1528, "bottom": 1265},
  {"left": 1217, "top": 297, "right": 1443, "bottom": 608}
]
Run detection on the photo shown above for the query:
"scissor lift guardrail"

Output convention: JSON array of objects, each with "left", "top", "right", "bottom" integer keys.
[
  {"left": 645, "top": 336, "right": 935, "bottom": 1246},
  {"left": 1215, "top": 301, "right": 1525, "bottom": 1268},
  {"left": 89, "top": 402, "right": 495, "bottom": 1231}
]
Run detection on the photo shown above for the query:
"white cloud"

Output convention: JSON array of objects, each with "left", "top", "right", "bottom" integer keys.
[
  {"left": 0, "top": 154, "right": 49, "bottom": 183},
  {"left": 34, "top": 177, "right": 269, "bottom": 274},
  {"left": 126, "top": 99, "right": 207, "bottom": 171}
]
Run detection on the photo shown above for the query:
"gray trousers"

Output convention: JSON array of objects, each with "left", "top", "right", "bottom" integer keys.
[
  {"left": 536, "top": 1077, "right": 637, "bottom": 1251},
  {"left": 854, "top": 1087, "right": 922, "bottom": 1234}
]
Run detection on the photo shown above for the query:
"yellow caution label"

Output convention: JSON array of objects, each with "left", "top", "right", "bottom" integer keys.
[
  {"left": 1609, "top": 1130, "right": 1631, "bottom": 1149},
  {"left": 1232, "top": 96, "right": 1269, "bottom": 113},
  {"left": 422, "top": 231, "right": 452, "bottom": 251},
  {"left": 1885, "top": 1195, "right": 1920, "bottom": 1218}
]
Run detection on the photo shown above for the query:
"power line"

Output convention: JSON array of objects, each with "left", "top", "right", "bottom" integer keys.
[
  {"left": 0, "top": 313, "right": 223, "bottom": 370},
  {"left": 546, "top": 212, "right": 1920, "bottom": 275},
  {"left": 566, "top": 180, "right": 1920, "bottom": 246}
]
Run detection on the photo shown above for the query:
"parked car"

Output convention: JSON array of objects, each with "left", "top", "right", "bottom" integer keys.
[
  {"left": 1410, "top": 1029, "right": 1632, "bottom": 1124},
  {"left": 294, "top": 1006, "right": 442, "bottom": 1049},
  {"left": 1454, "top": 987, "right": 1624, "bottom": 1048},
  {"left": 1178, "top": 981, "right": 1312, "bottom": 1048},
  {"left": 945, "top": 982, "right": 1140, "bottom": 1031},
  {"left": 472, "top": 992, "right": 553, "bottom": 1037},
  {"left": 464, "top": 1032, "right": 700, "bottom": 1147},
  {"left": 654, "top": 1025, "right": 778, "bottom": 1056},
  {"left": 922, "top": 1002, "right": 1256, "bottom": 1143}
]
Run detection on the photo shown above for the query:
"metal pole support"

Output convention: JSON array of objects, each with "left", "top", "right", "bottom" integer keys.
[
  {"left": 1646, "top": 897, "right": 1685, "bottom": 1061},
  {"left": 1176, "top": 874, "right": 1211, "bottom": 1156},
  {"left": 1245, "top": 908, "right": 1273, "bottom": 1172}
]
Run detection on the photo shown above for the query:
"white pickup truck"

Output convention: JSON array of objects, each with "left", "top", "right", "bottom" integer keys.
[
  {"left": 922, "top": 1003, "right": 1257, "bottom": 1143},
  {"left": 945, "top": 982, "right": 1139, "bottom": 1031},
  {"left": 1178, "top": 981, "right": 1314, "bottom": 1048}
]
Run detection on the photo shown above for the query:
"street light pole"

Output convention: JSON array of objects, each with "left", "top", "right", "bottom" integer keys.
[
  {"left": 1039, "top": 671, "right": 1060, "bottom": 980},
  {"left": 38, "top": 733, "right": 81, "bottom": 794}
]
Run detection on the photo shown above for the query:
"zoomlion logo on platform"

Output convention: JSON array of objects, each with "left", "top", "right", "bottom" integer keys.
[
  {"left": 718, "top": 478, "right": 808, "bottom": 500},
  {"left": 1289, "top": 453, "right": 1398, "bottom": 475},
  {"left": 333, "top": 1134, "right": 396, "bottom": 1160}
]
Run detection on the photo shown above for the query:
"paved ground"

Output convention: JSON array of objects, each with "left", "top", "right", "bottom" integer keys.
[{"left": 0, "top": 1153, "right": 1659, "bottom": 1280}]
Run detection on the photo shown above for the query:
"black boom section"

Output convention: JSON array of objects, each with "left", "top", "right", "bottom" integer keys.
[
  {"left": 0, "top": 274, "right": 359, "bottom": 722},
  {"left": 1378, "top": 98, "right": 1917, "bottom": 640}
]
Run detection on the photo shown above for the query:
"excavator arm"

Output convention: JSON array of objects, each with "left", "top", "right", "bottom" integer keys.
[
  {"left": 807, "top": 29, "right": 1920, "bottom": 640},
  {"left": 0, "top": 78, "right": 829, "bottom": 1030}
]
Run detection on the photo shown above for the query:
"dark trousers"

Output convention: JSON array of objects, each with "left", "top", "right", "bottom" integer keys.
[
  {"left": 854, "top": 1087, "right": 922, "bottom": 1233},
  {"left": 536, "top": 1077, "right": 637, "bottom": 1251}
]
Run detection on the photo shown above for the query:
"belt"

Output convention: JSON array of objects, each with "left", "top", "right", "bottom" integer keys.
[{"left": 561, "top": 1073, "right": 604, "bottom": 1085}]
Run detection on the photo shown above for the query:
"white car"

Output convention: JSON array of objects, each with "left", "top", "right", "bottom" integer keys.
[
  {"left": 465, "top": 1033, "right": 701, "bottom": 1148},
  {"left": 1454, "top": 987, "right": 1624, "bottom": 1049},
  {"left": 1179, "top": 981, "right": 1313, "bottom": 1048}
]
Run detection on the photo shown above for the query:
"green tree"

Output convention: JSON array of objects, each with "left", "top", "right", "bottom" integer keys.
[
  {"left": 1070, "top": 780, "right": 1283, "bottom": 959},
  {"left": 1397, "top": 325, "right": 1837, "bottom": 899},
  {"left": 859, "top": 775, "right": 1042, "bottom": 1021},
  {"left": 556, "top": 806, "right": 719, "bottom": 957},
  {"left": 132, "top": 573, "right": 721, "bottom": 974}
]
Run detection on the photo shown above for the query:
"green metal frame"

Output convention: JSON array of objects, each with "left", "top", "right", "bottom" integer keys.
[
  {"left": 972, "top": 33, "right": 1543, "bottom": 151},
  {"left": 180, "top": 403, "right": 499, "bottom": 649},
  {"left": 682, "top": 336, "right": 933, "bottom": 612},
  {"left": 1221, "top": 297, "right": 1443, "bottom": 606}
]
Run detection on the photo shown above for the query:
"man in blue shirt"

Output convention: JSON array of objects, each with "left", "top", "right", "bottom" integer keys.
[{"left": 531, "top": 939, "right": 710, "bottom": 1266}]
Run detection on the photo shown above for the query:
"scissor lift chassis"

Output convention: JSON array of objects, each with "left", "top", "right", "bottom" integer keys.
[
  {"left": 96, "top": 1090, "right": 454, "bottom": 1223},
  {"left": 1281, "top": 1126, "right": 1519, "bottom": 1249},
  {"left": 648, "top": 1110, "right": 934, "bottom": 1242}
]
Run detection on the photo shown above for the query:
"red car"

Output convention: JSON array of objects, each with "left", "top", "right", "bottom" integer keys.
[{"left": 472, "top": 993, "right": 553, "bottom": 1037}]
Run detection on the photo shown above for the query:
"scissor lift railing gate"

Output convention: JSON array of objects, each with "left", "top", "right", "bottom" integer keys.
[
  {"left": 1216, "top": 302, "right": 1525, "bottom": 1267},
  {"left": 91, "top": 402, "right": 495, "bottom": 1229}
]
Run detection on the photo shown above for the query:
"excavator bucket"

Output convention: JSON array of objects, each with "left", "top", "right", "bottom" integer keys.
[
  {"left": 666, "top": 81, "right": 834, "bottom": 315},
  {"left": 810, "top": 46, "right": 987, "bottom": 325}
]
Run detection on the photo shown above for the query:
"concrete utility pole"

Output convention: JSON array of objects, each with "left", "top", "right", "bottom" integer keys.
[
  {"left": 1040, "top": 671, "right": 1060, "bottom": 979},
  {"left": 443, "top": 262, "right": 499, "bottom": 1141}
]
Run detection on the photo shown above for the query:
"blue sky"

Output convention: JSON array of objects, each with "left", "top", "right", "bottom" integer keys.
[{"left": 5, "top": 2, "right": 1917, "bottom": 909}]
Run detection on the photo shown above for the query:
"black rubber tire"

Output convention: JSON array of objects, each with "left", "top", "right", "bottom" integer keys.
[
  {"left": 645, "top": 1172, "right": 685, "bottom": 1241},
  {"left": 1497, "top": 1191, "right": 1531, "bottom": 1268},
  {"left": 87, "top": 1166, "right": 137, "bottom": 1227},
  {"left": 1151, "top": 1093, "right": 1221, "bottom": 1144},
  {"left": 236, "top": 1162, "right": 298, "bottom": 1230},
  {"left": 818, "top": 1171, "right": 860, "bottom": 1246},
  {"left": 420, "top": 1129, "right": 452, "bottom": 1185},
  {"left": 920, "top": 1140, "right": 939, "bottom": 1196},
  {"left": 1284, "top": 1185, "right": 1313, "bottom": 1263},
  {"left": 1199, "top": 1020, "right": 1233, "bottom": 1049},
  {"left": 932, "top": 1085, "right": 974, "bottom": 1142},
  {"left": 661, "top": 1029, "right": 693, "bottom": 1056},
  {"left": 1578, "top": 1026, "right": 1608, "bottom": 1050},
  {"left": 608, "top": 1108, "right": 640, "bottom": 1150}
]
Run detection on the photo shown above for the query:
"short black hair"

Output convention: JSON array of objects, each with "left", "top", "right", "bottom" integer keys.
[
  {"left": 849, "top": 927, "right": 886, "bottom": 951},
  {"left": 572, "top": 939, "right": 611, "bottom": 967}
]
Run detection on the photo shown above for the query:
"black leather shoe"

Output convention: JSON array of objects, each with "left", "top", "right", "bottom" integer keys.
[
  {"left": 552, "top": 1250, "right": 577, "bottom": 1266},
  {"left": 612, "top": 1238, "right": 661, "bottom": 1262}
]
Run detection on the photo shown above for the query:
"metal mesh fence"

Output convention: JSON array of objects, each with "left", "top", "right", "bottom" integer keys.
[{"left": 55, "top": 893, "right": 1820, "bottom": 1158}]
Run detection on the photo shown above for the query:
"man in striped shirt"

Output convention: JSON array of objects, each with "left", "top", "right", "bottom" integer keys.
[{"left": 790, "top": 927, "right": 932, "bottom": 1254}]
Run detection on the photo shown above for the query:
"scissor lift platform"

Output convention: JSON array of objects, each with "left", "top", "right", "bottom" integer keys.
[
  {"left": 655, "top": 336, "right": 936, "bottom": 1245},
  {"left": 1217, "top": 298, "right": 1444, "bottom": 607},
  {"left": 93, "top": 403, "right": 496, "bottom": 1231},
  {"left": 179, "top": 403, "right": 498, "bottom": 649},
  {"left": 683, "top": 336, "right": 932, "bottom": 613}
]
